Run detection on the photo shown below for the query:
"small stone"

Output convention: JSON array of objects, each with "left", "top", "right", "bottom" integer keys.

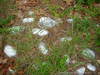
[
  {"left": 82, "top": 48, "right": 95, "bottom": 59},
  {"left": 4, "top": 45, "right": 16, "bottom": 57},
  {"left": 67, "top": 19, "right": 73, "bottom": 23},
  {"left": 32, "top": 28, "right": 49, "bottom": 36},
  {"left": 38, "top": 42, "right": 48, "bottom": 55},
  {"left": 39, "top": 17, "right": 57, "bottom": 28},
  {"left": 87, "top": 63, "right": 96, "bottom": 71},
  {"left": 22, "top": 18, "right": 34, "bottom": 23},
  {"left": 76, "top": 67, "right": 85, "bottom": 75}
]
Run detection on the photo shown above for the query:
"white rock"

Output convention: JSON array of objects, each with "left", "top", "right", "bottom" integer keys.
[
  {"left": 38, "top": 42, "right": 48, "bottom": 55},
  {"left": 87, "top": 63, "right": 96, "bottom": 71},
  {"left": 60, "top": 37, "right": 72, "bottom": 42},
  {"left": 32, "top": 28, "right": 49, "bottom": 36},
  {"left": 22, "top": 18, "right": 34, "bottom": 23},
  {"left": 4, "top": 45, "right": 16, "bottom": 57},
  {"left": 82, "top": 48, "right": 95, "bottom": 59},
  {"left": 39, "top": 17, "right": 57, "bottom": 28},
  {"left": 76, "top": 67, "right": 85, "bottom": 75},
  {"left": 67, "top": 19, "right": 73, "bottom": 23},
  {"left": 28, "top": 11, "right": 34, "bottom": 15}
]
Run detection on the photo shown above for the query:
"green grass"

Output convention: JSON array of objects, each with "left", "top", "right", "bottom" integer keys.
[{"left": 1, "top": 0, "right": 99, "bottom": 75}]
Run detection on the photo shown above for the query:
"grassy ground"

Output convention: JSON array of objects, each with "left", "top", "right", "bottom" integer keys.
[{"left": 0, "top": 0, "right": 100, "bottom": 75}]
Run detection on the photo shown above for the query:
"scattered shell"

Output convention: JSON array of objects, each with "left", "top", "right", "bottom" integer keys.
[
  {"left": 32, "top": 28, "right": 49, "bottom": 36},
  {"left": 82, "top": 48, "right": 95, "bottom": 59},
  {"left": 39, "top": 17, "right": 57, "bottom": 28},
  {"left": 76, "top": 67, "right": 85, "bottom": 75},
  {"left": 4, "top": 45, "right": 16, "bottom": 57},
  {"left": 87, "top": 63, "right": 96, "bottom": 71},
  {"left": 22, "top": 18, "right": 34, "bottom": 23},
  {"left": 60, "top": 37, "right": 72, "bottom": 42},
  {"left": 67, "top": 19, "right": 73, "bottom": 23},
  {"left": 38, "top": 42, "right": 48, "bottom": 55}
]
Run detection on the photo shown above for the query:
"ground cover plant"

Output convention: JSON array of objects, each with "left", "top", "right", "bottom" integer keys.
[{"left": 0, "top": 0, "right": 100, "bottom": 75}]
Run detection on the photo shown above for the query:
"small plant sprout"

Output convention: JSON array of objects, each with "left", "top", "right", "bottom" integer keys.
[
  {"left": 4, "top": 45, "right": 17, "bottom": 57},
  {"left": 64, "top": 55, "right": 70, "bottom": 64},
  {"left": 9, "top": 26, "right": 25, "bottom": 33}
]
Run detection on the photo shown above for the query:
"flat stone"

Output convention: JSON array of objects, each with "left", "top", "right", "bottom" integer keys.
[{"left": 87, "top": 63, "right": 96, "bottom": 71}]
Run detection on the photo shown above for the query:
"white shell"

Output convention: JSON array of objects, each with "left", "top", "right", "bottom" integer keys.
[
  {"left": 87, "top": 63, "right": 96, "bottom": 71},
  {"left": 38, "top": 29, "right": 49, "bottom": 36},
  {"left": 38, "top": 42, "right": 48, "bottom": 55},
  {"left": 32, "top": 28, "right": 49, "bottom": 36},
  {"left": 22, "top": 18, "right": 34, "bottom": 23},
  {"left": 4, "top": 45, "right": 16, "bottom": 57},
  {"left": 76, "top": 67, "right": 85, "bottom": 75},
  {"left": 39, "top": 17, "right": 57, "bottom": 28}
]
